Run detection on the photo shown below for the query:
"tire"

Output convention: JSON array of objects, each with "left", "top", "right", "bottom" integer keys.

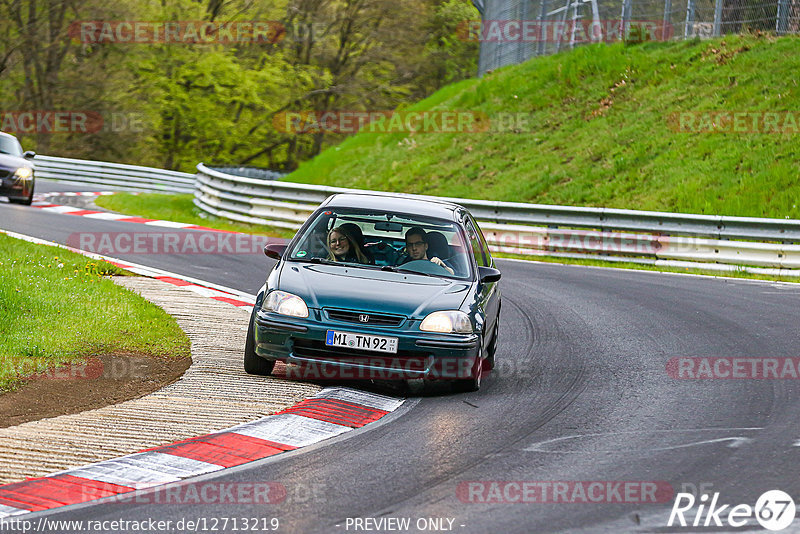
[
  {"left": 9, "top": 195, "right": 32, "bottom": 206},
  {"left": 453, "top": 347, "right": 483, "bottom": 393},
  {"left": 485, "top": 320, "right": 499, "bottom": 371},
  {"left": 244, "top": 318, "right": 275, "bottom": 376}
]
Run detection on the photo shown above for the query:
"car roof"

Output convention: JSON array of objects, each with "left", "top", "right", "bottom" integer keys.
[
  {"left": 321, "top": 193, "right": 465, "bottom": 221},
  {"left": 0, "top": 132, "right": 19, "bottom": 141}
]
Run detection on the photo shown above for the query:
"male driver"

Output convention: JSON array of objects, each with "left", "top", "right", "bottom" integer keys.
[{"left": 403, "top": 227, "right": 454, "bottom": 274}]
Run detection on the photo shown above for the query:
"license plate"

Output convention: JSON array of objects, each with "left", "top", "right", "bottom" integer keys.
[{"left": 325, "top": 330, "right": 398, "bottom": 354}]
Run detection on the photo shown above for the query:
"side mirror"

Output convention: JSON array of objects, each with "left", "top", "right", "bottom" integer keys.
[
  {"left": 23, "top": 151, "right": 36, "bottom": 160},
  {"left": 264, "top": 243, "right": 287, "bottom": 260},
  {"left": 478, "top": 266, "right": 501, "bottom": 284}
]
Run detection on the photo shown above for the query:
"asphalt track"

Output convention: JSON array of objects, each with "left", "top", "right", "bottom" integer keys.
[{"left": 2, "top": 181, "right": 800, "bottom": 533}]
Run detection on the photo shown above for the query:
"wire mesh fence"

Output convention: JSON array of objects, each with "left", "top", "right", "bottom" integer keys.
[{"left": 475, "top": 0, "right": 800, "bottom": 74}]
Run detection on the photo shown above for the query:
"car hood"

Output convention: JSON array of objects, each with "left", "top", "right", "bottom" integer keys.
[
  {"left": 278, "top": 262, "right": 471, "bottom": 319},
  {"left": 0, "top": 154, "right": 30, "bottom": 171}
]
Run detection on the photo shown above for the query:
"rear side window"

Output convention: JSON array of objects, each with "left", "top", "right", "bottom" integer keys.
[
  {"left": 474, "top": 219, "right": 493, "bottom": 267},
  {"left": 465, "top": 219, "right": 488, "bottom": 267}
]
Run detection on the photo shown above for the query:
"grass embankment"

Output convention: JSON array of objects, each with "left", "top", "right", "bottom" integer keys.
[
  {"left": 94, "top": 193, "right": 295, "bottom": 238},
  {"left": 0, "top": 234, "right": 191, "bottom": 392},
  {"left": 284, "top": 34, "right": 800, "bottom": 220}
]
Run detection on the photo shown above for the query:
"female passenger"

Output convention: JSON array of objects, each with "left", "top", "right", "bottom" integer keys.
[{"left": 327, "top": 225, "right": 371, "bottom": 263}]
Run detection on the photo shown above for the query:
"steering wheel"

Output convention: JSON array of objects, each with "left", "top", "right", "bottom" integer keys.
[{"left": 399, "top": 259, "right": 452, "bottom": 275}]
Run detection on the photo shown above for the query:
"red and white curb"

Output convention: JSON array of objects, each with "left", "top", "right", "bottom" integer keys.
[
  {"left": 31, "top": 192, "right": 231, "bottom": 233},
  {"left": 0, "top": 228, "right": 255, "bottom": 309},
  {"left": 0, "top": 387, "right": 404, "bottom": 518}
]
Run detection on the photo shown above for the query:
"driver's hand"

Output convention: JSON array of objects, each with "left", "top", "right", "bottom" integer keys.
[{"left": 430, "top": 257, "right": 454, "bottom": 275}]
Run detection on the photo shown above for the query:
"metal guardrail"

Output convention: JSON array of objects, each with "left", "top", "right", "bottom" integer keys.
[
  {"left": 206, "top": 166, "right": 284, "bottom": 181},
  {"left": 195, "top": 163, "right": 800, "bottom": 272},
  {"left": 29, "top": 155, "right": 800, "bottom": 273},
  {"left": 33, "top": 155, "right": 194, "bottom": 194}
]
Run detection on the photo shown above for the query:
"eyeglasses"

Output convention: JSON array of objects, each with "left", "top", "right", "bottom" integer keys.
[
  {"left": 406, "top": 240, "right": 425, "bottom": 248},
  {"left": 329, "top": 237, "right": 348, "bottom": 245}
]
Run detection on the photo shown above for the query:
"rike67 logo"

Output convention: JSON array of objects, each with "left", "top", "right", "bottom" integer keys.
[{"left": 668, "top": 490, "right": 795, "bottom": 531}]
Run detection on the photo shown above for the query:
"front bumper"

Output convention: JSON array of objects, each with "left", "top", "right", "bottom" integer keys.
[
  {"left": 0, "top": 174, "right": 33, "bottom": 199},
  {"left": 254, "top": 309, "right": 481, "bottom": 380}
]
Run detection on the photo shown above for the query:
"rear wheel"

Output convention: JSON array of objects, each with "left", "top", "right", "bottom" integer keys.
[{"left": 244, "top": 318, "right": 275, "bottom": 376}]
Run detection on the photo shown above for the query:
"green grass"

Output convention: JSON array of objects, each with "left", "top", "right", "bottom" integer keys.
[
  {"left": 284, "top": 34, "right": 800, "bottom": 220},
  {"left": 94, "top": 193, "right": 296, "bottom": 238},
  {"left": 0, "top": 234, "right": 191, "bottom": 392}
]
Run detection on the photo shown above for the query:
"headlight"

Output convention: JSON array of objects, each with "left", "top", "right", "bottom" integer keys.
[
  {"left": 420, "top": 311, "right": 472, "bottom": 333},
  {"left": 261, "top": 290, "right": 308, "bottom": 318},
  {"left": 14, "top": 167, "right": 32, "bottom": 180}
]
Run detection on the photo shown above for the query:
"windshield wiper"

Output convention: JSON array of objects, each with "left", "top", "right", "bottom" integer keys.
[
  {"left": 385, "top": 266, "right": 432, "bottom": 277},
  {"left": 304, "top": 257, "right": 374, "bottom": 269},
  {"left": 303, "top": 257, "right": 338, "bottom": 265}
]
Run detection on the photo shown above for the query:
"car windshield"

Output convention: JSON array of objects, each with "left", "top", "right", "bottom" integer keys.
[
  {"left": 0, "top": 135, "right": 23, "bottom": 156},
  {"left": 288, "top": 208, "right": 473, "bottom": 280}
]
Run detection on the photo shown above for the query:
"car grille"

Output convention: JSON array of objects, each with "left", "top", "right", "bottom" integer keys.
[
  {"left": 325, "top": 308, "right": 405, "bottom": 327},
  {"left": 292, "top": 339, "right": 431, "bottom": 372},
  {"left": 0, "top": 169, "right": 12, "bottom": 180}
]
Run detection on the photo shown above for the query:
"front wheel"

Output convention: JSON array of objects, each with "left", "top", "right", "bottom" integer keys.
[
  {"left": 9, "top": 195, "right": 32, "bottom": 206},
  {"left": 244, "top": 318, "right": 275, "bottom": 376},
  {"left": 453, "top": 352, "right": 483, "bottom": 393},
  {"left": 484, "top": 320, "right": 499, "bottom": 370}
]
